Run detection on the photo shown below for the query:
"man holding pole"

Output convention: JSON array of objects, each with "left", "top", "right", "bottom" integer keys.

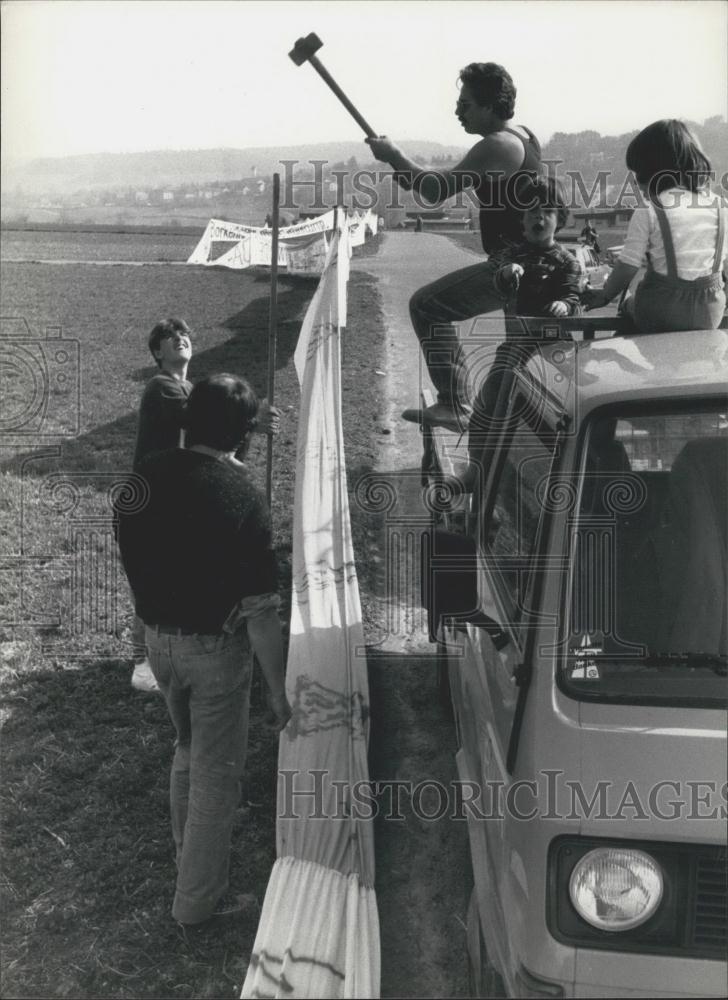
[
  {"left": 118, "top": 374, "right": 291, "bottom": 926},
  {"left": 288, "top": 41, "right": 542, "bottom": 429},
  {"left": 366, "top": 62, "right": 543, "bottom": 431}
]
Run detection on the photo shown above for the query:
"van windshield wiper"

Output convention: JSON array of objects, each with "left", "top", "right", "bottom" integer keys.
[
  {"left": 646, "top": 653, "right": 727, "bottom": 675},
  {"left": 567, "top": 650, "right": 727, "bottom": 675}
]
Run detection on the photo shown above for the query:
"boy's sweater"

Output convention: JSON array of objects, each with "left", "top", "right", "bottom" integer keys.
[{"left": 493, "top": 242, "right": 583, "bottom": 316}]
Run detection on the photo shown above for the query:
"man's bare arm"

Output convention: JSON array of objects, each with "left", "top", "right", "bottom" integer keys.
[{"left": 366, "top": 133, "right": 526, "bottom": 206}]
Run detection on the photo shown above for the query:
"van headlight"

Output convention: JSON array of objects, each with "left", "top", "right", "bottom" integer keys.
[{"left": 569, "top": 847, "right": 663, "bottom": 930}]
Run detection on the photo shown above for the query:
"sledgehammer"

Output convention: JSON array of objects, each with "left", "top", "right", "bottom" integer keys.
[{"left": 289, "top": 32, "right": 377, "bottom": 138}]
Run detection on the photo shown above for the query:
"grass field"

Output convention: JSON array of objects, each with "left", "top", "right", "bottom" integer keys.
[{"left": 0, "top": 232, "right": 386, "bottom": 998}]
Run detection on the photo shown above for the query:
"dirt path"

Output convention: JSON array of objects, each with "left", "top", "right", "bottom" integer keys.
[
  {"left": 353, "top": 231, "right": 480, "bottom": 483},
  {"left": 350, "top": 233, "right": 480, "bottom": 999}
]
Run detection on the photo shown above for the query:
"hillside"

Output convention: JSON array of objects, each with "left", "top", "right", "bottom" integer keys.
[
  {"left": 543, "top": 117, "right": 728, "bottom": 202},
  {"left": 1, "top": 141, "right": 469, "bottom": 197},
  {"left": 4, "top": 118, "right": 726, "bottom": 201},
  {"left": 3, "top": 120, "right": 725, "bottom": 227}
]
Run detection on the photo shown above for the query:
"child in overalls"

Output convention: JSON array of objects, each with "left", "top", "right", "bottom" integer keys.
[{"left": 584, "top": 119, "right": 727, "bottom": 331}]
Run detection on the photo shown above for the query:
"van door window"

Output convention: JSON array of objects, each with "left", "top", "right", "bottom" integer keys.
[
  {"left": 563, "top": 406, "right": 727, "bottom": 706},
  {"left": 484, "top": 418, "right": 556, "bottom": 632},
  {"left": 477, "top": 410, "right": 559, "bottom": 753}
]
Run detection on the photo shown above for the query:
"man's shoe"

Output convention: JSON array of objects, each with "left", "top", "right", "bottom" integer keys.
[
  {"left": 212, "top": 891, "right": 258, "bottom": 919},
  {"left": 176, "top": 891, "right": 258, "bottom": 929},
  {"left": 131, "top": 659, "right": 159, "bottom": 693},
  {"left": 401, "top": 403, "right": 470, "bottom": 433}
]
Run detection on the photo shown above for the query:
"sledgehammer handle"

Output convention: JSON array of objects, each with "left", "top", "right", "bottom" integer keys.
[{"left": 308, "top": 55, "right": 377, "bottom": 138}]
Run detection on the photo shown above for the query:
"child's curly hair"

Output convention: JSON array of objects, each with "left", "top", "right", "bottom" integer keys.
[{"left": 522, "top": 174, "right": 570, "bottom": 231}]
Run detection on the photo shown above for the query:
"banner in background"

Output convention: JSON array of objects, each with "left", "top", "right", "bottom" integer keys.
[
  {"left": 187, "top": 207, "right": 378, "bottom": 276},
  {"left": 187, "top": 210, "right": 340, "bottom": 267},
  {"left": 285, "top": 232, "right": 330, "bottom": 276}
]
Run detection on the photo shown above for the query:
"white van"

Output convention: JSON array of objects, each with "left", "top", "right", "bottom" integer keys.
[{"left": 424, "top": 326, "right": 728, "bottom": 998}]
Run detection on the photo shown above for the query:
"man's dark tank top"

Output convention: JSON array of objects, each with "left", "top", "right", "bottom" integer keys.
[{"left": 476, "top": 126, "right": 542, "bottom": 255}]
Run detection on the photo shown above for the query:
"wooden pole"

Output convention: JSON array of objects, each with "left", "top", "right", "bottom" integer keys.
[{"left": 265, "top": 173, "right": 280, "bottom": 505}]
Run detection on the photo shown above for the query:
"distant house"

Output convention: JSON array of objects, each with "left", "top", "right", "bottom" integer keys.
[
  {"left": 573, "top": 207, "right": 634, "bottom": 228},
  {"left": 162, "top": 191, "right": 174, "bottom": 202}
]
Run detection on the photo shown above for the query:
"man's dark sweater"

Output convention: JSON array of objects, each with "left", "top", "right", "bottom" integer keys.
[
  {"left": 493, "top": 242, "right": 583, "bottom": 317},
  {"left": 118, "top": 449, "right": 277, "bottom": 634}
]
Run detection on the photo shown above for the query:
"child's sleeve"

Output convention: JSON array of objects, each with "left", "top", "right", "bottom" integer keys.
[
  {"left": 619, "top": 205, "right": 652, "bottom": 268},
  {"left": 555, "top": 253, "right": 583, "bottom": 315},
  {"left": 150, "top": 378, "right": 190, "bottom": 449},
  {"left": 492, "top": 247, "right": 518, "bottom": 297}
]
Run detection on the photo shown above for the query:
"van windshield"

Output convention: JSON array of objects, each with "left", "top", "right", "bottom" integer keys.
[{"left": 561, "top": 404, "right": 727, "bottom": 706}]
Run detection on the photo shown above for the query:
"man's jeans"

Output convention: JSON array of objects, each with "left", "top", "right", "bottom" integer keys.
[
  {"left": 146, "top": 627, "right": 252, "bottom": 924},
  {"left": 409, "top": 260, "right": 504, "bottom": 416}
]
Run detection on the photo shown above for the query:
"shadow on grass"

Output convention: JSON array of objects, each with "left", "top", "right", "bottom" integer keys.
[
  {"left": 2, "top": 279, "right": 316, "bottom": 480},
  {"left": 0, "top": 272, "right": 382, "bottom": 674},
  {"left": 189, "top": 278, "right": 314, "bottom": 383}
]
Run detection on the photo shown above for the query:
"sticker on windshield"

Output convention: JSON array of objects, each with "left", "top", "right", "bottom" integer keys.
[{"left": 569, "top": 633, "right": 602, "bottom": 679}]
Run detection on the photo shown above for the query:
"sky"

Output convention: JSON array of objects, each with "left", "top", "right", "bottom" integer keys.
[{"left": 2, "top": 0, "right": 727, "bottom": 162}]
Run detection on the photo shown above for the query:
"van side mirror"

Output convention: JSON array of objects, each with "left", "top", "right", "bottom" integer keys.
[{"left": 421, "top": 529, "right": 510, "bottom": 649}]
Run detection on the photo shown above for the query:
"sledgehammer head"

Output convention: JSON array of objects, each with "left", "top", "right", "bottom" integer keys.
[{"left": 289, "top": 32, "right": 323, "bottom": 66}]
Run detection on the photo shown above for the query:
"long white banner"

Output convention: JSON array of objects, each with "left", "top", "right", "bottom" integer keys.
[
  {"left": 241, "top": 225, "right": 380, "bottom": 998},
  {"left": 187, "top": 209, "right": 378, "bottom": 268},
  {"left": 187, "top": 210, "right": 340, "bottom": 266}
]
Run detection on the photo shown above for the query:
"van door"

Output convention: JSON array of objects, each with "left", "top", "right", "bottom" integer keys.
[{"left": 453, "top": 376, "right": 563, "bottom": 972}]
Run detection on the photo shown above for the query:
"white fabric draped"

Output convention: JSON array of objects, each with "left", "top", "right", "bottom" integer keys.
[
  {"left": 187, "top": 210, "right": 339, "bottom": 269},
  {"left": 187, "top": 209, "right": 376, "bottom": 274},
  {"left": 241, "top": 225, "right": 380, "bottom": 999}
]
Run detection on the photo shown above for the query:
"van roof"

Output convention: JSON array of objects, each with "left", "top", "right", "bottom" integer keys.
[{"left": 525, "top": 329, "right": 728, "bottom": 415}]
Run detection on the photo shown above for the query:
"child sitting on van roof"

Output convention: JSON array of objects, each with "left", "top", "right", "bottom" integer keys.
[
  {"left": 584, "top": 119, "right": 727, "bottom": 331},
  {"left": 489, "top": 174, "right": 583, "bottom": 322},
  {"left": 466, "top": 175, "right": 580, "bottom": 478}
]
